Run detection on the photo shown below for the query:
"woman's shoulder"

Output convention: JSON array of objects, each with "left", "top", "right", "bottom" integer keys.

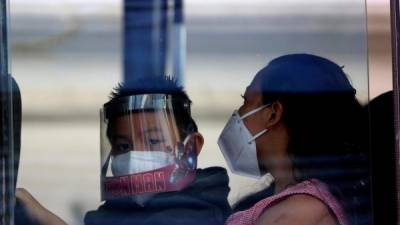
[
  {"left": 255, "top": 194, "right": 337, "bottom": 225},
  {"left": 226, "top": 179, "right": 347, "bottom": 225},
  {"left": 255, "top": 179, "right": 345, "bottom": 225}
]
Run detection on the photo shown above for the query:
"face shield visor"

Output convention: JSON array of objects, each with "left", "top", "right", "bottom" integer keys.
[{"left": 100, "top": 94, "right": 197, "bottom": 201}]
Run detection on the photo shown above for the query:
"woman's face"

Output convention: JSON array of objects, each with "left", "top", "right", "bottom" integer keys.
[
  {"left": 238, "top": 75, "right": 269, "bottom": 142},
  {"left": 238, "top": 75, "right": 289, "bottom": 172}
]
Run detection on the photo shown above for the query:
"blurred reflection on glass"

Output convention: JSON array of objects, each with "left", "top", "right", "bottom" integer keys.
[{"left": 12, "top": 1, "right": 375, "bottom": 224}]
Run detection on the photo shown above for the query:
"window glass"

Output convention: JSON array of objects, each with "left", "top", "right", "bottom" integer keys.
[{"left": 12, "top": 1, "right": 379, "bottom": 225}]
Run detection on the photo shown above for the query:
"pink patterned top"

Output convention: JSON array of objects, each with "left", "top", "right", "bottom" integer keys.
[{"left": 226, "top": 179, "right": 348, "bottom": 225}]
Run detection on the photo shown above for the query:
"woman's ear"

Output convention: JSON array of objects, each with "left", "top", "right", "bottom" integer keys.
[
  {"left": 263, "top": 101, "right": 284, "bottom": 128},
  {"left": 185, "top": 132, "right": 204, "bottom": 156}
]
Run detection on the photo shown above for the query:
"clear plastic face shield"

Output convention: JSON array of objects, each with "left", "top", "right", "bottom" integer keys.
[{"left": 100, "top": 94, "right": 197, "bottom": 201}]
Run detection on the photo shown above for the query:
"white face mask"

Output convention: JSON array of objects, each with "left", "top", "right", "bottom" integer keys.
[
  {"left": 218, "top": 105, "right": 270, "bottom": 178},
  {"left": 111, "top": 151, "right": 175, "bottom": 176}
]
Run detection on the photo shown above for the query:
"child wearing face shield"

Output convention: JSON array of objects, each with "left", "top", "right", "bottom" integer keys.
[
  {"left": 84, "top": 76, "right": 231, "bottom": 225},
  {"left": 218, "top": 54, "right": 370, "bottom": 225}
]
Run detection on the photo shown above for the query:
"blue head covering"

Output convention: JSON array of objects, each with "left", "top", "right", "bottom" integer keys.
[{"left": 258, "top": 54, "right": 356, "bottom": 95}]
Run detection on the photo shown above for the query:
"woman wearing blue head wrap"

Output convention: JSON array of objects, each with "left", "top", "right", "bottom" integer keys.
[{"left": 218, "top": 54, "right": 370, "bottom": 225}]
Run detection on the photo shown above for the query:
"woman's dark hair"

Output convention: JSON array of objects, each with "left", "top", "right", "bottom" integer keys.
[
  {"left": 367, "top": 91, "right": 397, "bottom": 225},
  {"left": 261, "top": 92, "right": 370, "bottom": 225},
  {"left": 256, "top": 54, "right": 371, "bottom": 225}
]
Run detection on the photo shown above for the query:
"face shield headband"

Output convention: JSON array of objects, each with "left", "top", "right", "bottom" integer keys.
[{"left": 100, "top": 94, "right": 197, "bottom": 201}]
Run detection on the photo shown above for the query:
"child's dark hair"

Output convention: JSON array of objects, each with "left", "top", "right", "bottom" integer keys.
[{"left": 108, "top": 75, "right": 198, "bottom": 139}]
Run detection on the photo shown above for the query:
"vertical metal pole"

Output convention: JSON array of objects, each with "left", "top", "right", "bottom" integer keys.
[
  {"left": 123, "top": 0, "right": 185, "bottom": 89},
  {"left": 0, "top": 0, "right": 13, "bottom": 224},
  {"left": 0, "top": 0, "right": 8, "bottom": 75},
  {"left": 173, "top": 0, "right": 184, "bottom": 86},
  {"left": 390, "top": 0, "right": 400, "bottom": 225}
]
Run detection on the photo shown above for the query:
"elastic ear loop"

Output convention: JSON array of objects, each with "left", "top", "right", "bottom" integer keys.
[
  {"left": 248, "top": 129, "right": 268, "bottom": 144},
  {"left": 176, "top": 135, "right": 193, "bottom": 158},
  {"left": 181, "top": 134, "right": 197, "bottom": 170},
  {"left": 240, "top": 104, "right": 271, "bottom": 120},
  {"left": 183, "top": 134, "right": 192, "bottom": 146},
  {"left": 240, "top": 104, "right": 271, "bottom": 144}
]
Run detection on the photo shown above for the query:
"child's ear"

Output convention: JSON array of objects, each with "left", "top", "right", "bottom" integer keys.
[{"left": 185, "top": 132, "right": 204, "bottom": 156}]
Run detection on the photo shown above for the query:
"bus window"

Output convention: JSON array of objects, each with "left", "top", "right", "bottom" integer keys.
[{"left": 7, "top": 0, "right": 397, "bottom": 225}]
